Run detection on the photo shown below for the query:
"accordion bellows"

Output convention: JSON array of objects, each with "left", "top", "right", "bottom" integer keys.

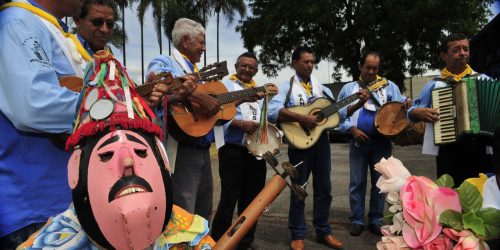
[{"left": 432, "top": 77, "right": 500, "bottom": 145}]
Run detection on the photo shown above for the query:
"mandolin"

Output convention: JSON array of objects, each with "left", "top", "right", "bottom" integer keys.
[
  {"left": 169, "top": 83, "right": 279, "bottom": 140},
  {"left": 135, "top": 61, "right": 229, "bottom": 97},
  {"left": 280, "top": 78, "right": 389, "bottom": 149}
]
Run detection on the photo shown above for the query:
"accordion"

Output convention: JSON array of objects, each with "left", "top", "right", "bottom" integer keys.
[{"left": 431, "top": 76, "right": 500, "bottom": 145}]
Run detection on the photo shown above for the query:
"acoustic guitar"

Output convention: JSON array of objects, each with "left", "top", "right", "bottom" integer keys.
[
  {"left": 280, "top": 79, "right": 389, "bottom": 149},
  {"left": 169, "top": 83, "right": 278, "bottom": 139}
]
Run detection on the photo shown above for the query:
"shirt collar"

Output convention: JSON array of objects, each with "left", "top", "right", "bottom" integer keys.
[
  {"left": 28, "top": 0, "right": 69, "bottom": 32},
  {"left": 76, "top": 33, "right": 94, "bottom": 56}
]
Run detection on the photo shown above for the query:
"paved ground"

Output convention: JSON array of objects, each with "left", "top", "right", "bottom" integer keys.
[{"left": 209, "top": 143, "right": 437, "bottom": 249}]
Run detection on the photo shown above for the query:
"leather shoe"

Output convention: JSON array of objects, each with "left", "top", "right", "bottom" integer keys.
[
  {"left": 290, "top": 239, "right": 304, "bottom": 250},
  {"left": 349, "top": 223, "right": 364, "bottom": 236},
  {"left": 368, "top": 223, "right": 383, "bottom": 236},
  {"left": 317, "top": 234, "right": 343, "bottom": 249}
]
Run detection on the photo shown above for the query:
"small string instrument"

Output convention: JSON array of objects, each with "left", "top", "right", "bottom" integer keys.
[{"left": 135, "top": 61, "right": 229, "bottom": 97}]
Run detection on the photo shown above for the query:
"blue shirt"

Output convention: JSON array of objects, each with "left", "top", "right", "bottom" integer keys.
[
  {"left": 337, "top": 80, "right": 405, "bottom": 135},
  {"left": 147, "top": 54, "right": 213, "bottom": 146},
  {"left": 267, "top": 75, "right": 334, "bottom": 123},
  {"left": 0, "top": 4, "right": 78, "bottom": 236}
]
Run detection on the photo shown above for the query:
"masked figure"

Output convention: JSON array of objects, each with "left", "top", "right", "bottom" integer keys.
[{"left": 18, "top": 50, "right": 215, "bottom": 250}]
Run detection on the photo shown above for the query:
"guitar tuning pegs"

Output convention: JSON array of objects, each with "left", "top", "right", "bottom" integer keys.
[
  {"left": 263, "top": 151, "right": 279, "bottom": 168},
  {"left": 281, "top": 162, "right": 299, "bottom": 179},
  {"left": 291, "top": 183, "right": 308, "bottom": 201}
]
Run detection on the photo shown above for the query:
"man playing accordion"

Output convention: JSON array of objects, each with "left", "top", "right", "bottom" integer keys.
[{"left": 408, "top": 33, "right": 494, "bottom": 185}]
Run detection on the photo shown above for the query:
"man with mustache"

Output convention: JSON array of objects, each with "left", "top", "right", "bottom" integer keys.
[
  {"left": 338, "top": 51, "right": 407, "bottom": 237},
  {"left": 408, "top": 33, "right": 493, "bottom": 185},
  {"left": 268, "top": 46, "right": 343, "bottom": 250},
  {"left": 0, "top": 0, "right": 89, "bottom": 247}
]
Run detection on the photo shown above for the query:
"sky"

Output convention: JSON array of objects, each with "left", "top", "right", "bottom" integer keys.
[
  {"left": 109, "top": 3, "right": 341, "bottom": 85},
  {"left": 109, "top": 1, "right": 500, "bottom": 86}
]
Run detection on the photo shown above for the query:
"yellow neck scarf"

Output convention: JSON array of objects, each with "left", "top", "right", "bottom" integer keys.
[
  {"left": 301, "top": 81, "right": 312, "bottom": 96},
  {"left": 1, "top": 2, "right": 91, "bottom": 62},
  {"left": 359, "top": 75, "right": 382, "bottom": 84},
  {"left": 179, "top": 52, "right": 199, "bottom": 74},
  {"left": 229, "top": 74, "right": 256, "bottom": 88},
  {"left": 441, "top": 64, "right": 473, "bottom": 82}
]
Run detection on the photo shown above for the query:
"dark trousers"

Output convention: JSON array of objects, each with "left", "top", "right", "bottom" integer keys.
[
  {"left": 437, "top": 140, "right": 493, "bottom": 185},
  {"left": 0, "top": 223, "right": 45, "bottom": 250},
  {"left": 211, "top": 144, "right": 267, "bottom": 249},
  {"left": 287, "top": 133, "right": 332, "bottom": 239}
]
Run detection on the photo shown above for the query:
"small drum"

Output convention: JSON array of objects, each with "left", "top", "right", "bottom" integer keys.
[
  {"left": 375, "top": 101, "right": 425, "bottom": 146},
  {"left": 246, "top": 123, "right": 283, "bottom": 158}
]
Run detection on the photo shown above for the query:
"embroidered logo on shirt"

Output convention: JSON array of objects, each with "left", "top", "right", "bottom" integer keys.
[{"left": 23, "top": 36, "right": 50, "bottom": 67}]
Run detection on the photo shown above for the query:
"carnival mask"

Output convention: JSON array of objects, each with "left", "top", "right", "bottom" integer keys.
[{"left": 68, "top": 130, "right": 173, "bottom": 249}]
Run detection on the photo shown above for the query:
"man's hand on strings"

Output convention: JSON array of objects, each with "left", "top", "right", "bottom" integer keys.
[{"left": 146, "top": 72, "right": 168, "bottom": 107}]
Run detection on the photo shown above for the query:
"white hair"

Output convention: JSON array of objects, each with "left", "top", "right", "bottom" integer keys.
[{"left": 172, "top": 18, "right": 205, "bottom": 48}]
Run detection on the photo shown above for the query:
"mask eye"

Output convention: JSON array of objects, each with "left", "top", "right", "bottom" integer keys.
[
  {"left": 98, "top": 151, "right": 114, "bottom": 162},
  {"left": 135, "top": 149, "right": 148, "bottom": 158}
]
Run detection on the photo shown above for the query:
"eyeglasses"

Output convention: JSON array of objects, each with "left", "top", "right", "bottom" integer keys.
[
  {"left": 87, "top": 18, "right": 115, "bottom": 29},
  {"left": 238, "top": 64, "right": 256, "bottom": 71}
]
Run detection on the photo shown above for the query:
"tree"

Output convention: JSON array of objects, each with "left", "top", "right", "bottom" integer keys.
[
  {"left": 238, "top": 0, "right": 493, "bottom": 87},
  {"left": 162, "top": 0, "right": 206, "bottom": 53},
  {"left": 116, "top": 0, "right": 129, "bottom": 66},
  {"left": 211, "top": 0, "right": 246, "bottom": 62}
]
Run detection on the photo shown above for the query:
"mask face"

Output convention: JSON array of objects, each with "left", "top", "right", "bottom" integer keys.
[{"left": 70, "top": 130, "right": 172, "bottom": 249}]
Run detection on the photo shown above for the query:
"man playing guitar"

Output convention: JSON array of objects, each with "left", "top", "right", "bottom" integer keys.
[{"left": 146, "top": 18, "right": 220, "bottom": 222}]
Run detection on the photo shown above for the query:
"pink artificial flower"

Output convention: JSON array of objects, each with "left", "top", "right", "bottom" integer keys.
[
  {"left": 422, "top": 234, "right": 453, "bottom": 250},
  {"left": 400, "top": 176, "right": 462, "bottom": 248},
  {"left": 375, "top": 157, "right": 412, "bottom": 193},
  {"left": 442, "top": 228, "right": 490, "bottom": 250},
  {"left": 376, "top": 236, "right": 410, "bottom": 250}
]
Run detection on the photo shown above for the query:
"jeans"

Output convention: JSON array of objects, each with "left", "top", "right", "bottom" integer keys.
[
  {"left": 437, "top": 140, "right": 493, "bottom": 185},
  {"left": 0, "top": 222, "right": 45, "bottom": 250},
  {"left": 348, "top": 137, "right": 391, "bottom": 226},
  {"left": 288, "top": 133, "right": 332, "bottom": 239}
]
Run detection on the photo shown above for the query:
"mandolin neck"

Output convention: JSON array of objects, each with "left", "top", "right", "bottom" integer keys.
[
  {"left": 216, "top": 86, "right": 267, "bottom": 104},
  {"left": 135, "top": 82, "right": 155, "bottom": 97}
]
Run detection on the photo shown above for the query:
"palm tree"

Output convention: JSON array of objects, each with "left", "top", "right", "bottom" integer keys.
[
  {"left": 162, "top": 0, "right": 205, "bottom": 53},
  {"left": 211, "top": 0, "right": 246, "bottom": 62},
  {"left": 116, "top": 0, "right": 129, "bottom": 66}
]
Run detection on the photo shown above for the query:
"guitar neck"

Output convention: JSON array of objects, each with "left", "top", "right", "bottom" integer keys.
[
  {"left": 321, "top": 93, "right": 359, "bottom": 117},
  {"left": 320, "top": 79, "right": 388, "bottom": 117},
  {"left": 216, "top": 86, "right": 267, "bottom": 104}
]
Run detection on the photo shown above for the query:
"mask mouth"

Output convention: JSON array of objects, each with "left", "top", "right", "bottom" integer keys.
[{"left": 108, "top": 175, "right": 153, "bottom": 202}]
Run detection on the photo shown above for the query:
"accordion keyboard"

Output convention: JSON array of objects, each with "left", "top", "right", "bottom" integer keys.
[{"left": 432, "top": 87, "right": 457, "bottom": 144}]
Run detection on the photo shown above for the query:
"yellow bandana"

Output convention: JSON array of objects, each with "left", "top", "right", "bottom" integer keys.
[
  {"left": 301, "top": 81, "right": 312, "bottom": 96},
  {"left": 1, "top": 2, "right": 91, "bottom": 62},
  {"left": 229, "top": 74, "right": 256, "bottom": 88},
  {"left": 441, "top": 64, "right": 473, "bottom": 82},
  {"left": 179, "top": 52, "right": 199, "bottom": 73}
]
